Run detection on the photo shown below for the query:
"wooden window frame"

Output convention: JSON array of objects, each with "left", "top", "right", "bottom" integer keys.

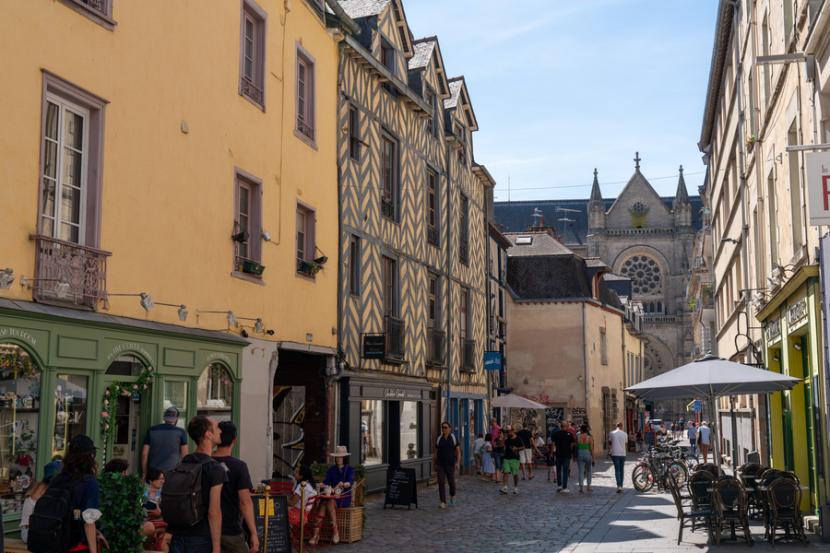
[
  {"left": 380, "top": 37, "right": 396, "bottom": 76},
  {"left": 460, "top": 288, "right": 470, "bottom": 340},
  {"left": 349, "top": 235, "right": 361, "bottom": 296},
  {"left": 382, "top": 255, "right": 399, "bottom": 317},
  {"left": 459, "top": 192, "right": 469, "bottom": 265},
  {"left": 349, "top": 104, "right": 362, "bottom": 161},
  {"left": 59, "top": 0, "right": 116, "bottom": 30},
  {"left": 426, "top": 169, "right": 439, "bottom": 246},
  {"left": 239, "top": 0, "right": 267, "bottom": 110},
  {"left": 428, "top": 272, "right": 440, "bottom": 327},
  {"left": 232, "top": 169, "right": 263, "bottom": 277},
  {"left": 38, "top": 71, "right": 108, "bottom": 248},
  {"left": 380, "top": 131, "right": 399, "bottom": 222},
  {"left": 295, "top": 45, "right": 316, "bottom": 147},
  {"left": 295, "top": 202, "right": 317, "bottom": 278}
]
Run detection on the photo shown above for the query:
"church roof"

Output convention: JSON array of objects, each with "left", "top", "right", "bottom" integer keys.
[
  {"left": 674, "top": 165, "right": 690, "bottom": 206},
  {"left": 493, "top": 195, "right": 704, "bottom": 246},
  {"left": 589, "top": 169, "right": 602, "bottom": 203}
]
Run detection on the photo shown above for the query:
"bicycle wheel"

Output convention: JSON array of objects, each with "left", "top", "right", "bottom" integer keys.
[
  {"left": 632, "top": 464, "right": 654, "bottom": 492},
  {"left": 668, "top": 461, "right": 689, "bottom": 488}
]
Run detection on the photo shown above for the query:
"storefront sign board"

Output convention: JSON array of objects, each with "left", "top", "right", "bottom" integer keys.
[{"left": 806, "top": 151, "right": 830, "bottom": 225}]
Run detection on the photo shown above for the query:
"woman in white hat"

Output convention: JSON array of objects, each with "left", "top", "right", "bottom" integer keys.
[{"left": 309, "top": 446, "right": 354, "bottom": 545}]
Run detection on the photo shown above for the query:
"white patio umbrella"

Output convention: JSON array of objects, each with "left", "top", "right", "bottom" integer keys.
[
  {"left": 625, "top": 354, "right": 800, "bottom": 467},
  {"left": 490, "top": 393, "right": 548, "bottom": 409}
]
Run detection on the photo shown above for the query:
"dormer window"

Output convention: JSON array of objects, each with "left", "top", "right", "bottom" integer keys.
[
  {"left": 381, "top": 39, "right": 396, "bottom": 75},
  {"left": 515, "top": 236, "right": 533, "bottom": 245}
]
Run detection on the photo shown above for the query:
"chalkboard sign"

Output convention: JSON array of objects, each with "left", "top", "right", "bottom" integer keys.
[
  {"left": 384, "top": 466, "right": 417, "bottom": 509},
  {"left": 363, "top": 334, "right": 385, "bottom": 359},
  {"left": 252, "top": 493, "right": 290, "bottom": 553}
]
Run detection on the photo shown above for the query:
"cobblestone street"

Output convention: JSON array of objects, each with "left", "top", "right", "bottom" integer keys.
[{"left": 334, "top": 457, "right": 830, "bottom": 553}]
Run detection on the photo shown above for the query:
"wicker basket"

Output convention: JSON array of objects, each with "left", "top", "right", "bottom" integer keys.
[{"left": 319, "top": 506, "right": 364, "bottom": 543}]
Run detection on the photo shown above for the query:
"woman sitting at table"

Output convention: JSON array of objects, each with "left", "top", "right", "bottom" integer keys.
[
  {"left": 309, "top": 445, "right": 354, "bottom": 545},
  {"left": 289, "top": 464, "right": 318, "bottom": 530}
]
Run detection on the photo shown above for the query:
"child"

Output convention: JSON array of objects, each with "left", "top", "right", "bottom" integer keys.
[
  {"left": 480, "top": 434, "right": 496, "bottom": 481},
  {"left": 545, "top": 437, "right": 557, "bottom": 483}
]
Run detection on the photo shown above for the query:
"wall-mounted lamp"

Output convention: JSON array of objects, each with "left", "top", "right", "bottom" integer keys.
[
  {"left": 0, "top": 269, "right": 14, "bottom": 289},
  {"left": 153, "top": 301, "right": 188, "bottom": 321},
  {"left": 107, "top": 292, "right": 155, "bottom": 311},
  {"left": 262, "top": 231, "right": 272, "bottom": 242},
  {"left": 196, "top": 309, "right": 238, "bottom": 328},
  {"left": 314, "top": 246, "right": 329, "bottom": 266}
]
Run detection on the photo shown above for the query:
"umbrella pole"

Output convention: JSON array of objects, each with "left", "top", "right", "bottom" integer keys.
[{"left": 709, "top": 395, "right": 721, "bottom": 469}]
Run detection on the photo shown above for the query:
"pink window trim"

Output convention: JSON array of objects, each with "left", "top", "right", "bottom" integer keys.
[
  {"left": 295, "top": 43, "right": 316, "bottom": 144},
  {"left": 239, "top": 0, "right": 268, "bottom": 110},
  {"left": 233, "top": 168, "right": 263, "bottom": 266}
]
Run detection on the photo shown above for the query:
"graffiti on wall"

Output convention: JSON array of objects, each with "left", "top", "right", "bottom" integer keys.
[
  {"left": 545, "top": 407, "right": 565, "bottom": 436},
  {"left": 272, "top": 385, "right": 305, "bottom": 477}
]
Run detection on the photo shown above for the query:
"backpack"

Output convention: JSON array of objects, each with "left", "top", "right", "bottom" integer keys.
[
  {"left": 161, "top": 456, "right": 215, "bottom": 528},
  {"left": 27, "top": 474, "right": 77, "bottom": 553}
]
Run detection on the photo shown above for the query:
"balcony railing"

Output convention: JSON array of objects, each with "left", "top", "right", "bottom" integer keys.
[
  {"left": 426, "top": 328, "right": 445, "bottom": 366},
  {"left": 76, "top": 0, "right": 108, "bottom": 16},
  {"left": 33, "top": 235, "right": 111, "bottom": 310},
  {"left": 461, "top": 338, "right": 476, "bottom": 372},
  {"left": 240, "top": 77, "right": 263, "bottom": 105},
  {"left": 384, "top": 316, "right": 405, "bottom": 362}
]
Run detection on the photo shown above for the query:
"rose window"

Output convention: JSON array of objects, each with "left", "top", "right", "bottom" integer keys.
[{"left": 620, "top": 255, "right": 661, "bottom": 295}]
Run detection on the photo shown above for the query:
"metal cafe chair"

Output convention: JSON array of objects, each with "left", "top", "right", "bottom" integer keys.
[
  {"left": 766, "top": 478, "right": 808, "bottom": 545},
  {"left": 667, "top": 473, "right": 714, "bottom": 545},
  {"left": 687, "top": 470, "right": 716, "bottom": 533},
  {"left": 712, "top": 477, "right": 752, "bottom": 545}
]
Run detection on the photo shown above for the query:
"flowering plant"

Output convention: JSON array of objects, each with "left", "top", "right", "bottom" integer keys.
[{"left": 100, "top": 365, "right": 154, "bottom": 460}]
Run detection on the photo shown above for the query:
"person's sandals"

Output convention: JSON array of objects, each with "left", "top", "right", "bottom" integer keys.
[
  {"left": 332, "top": 533, "right": 340, "bottom": 544},
  {"left": 309, "top": 534, "right": 320, "bottom": 545}
]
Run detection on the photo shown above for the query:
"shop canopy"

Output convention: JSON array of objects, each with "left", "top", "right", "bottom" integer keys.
[
  {"left": 626, "top": 354, "right": 799, "bottom": 467},
  {"left": 490, "top": 393, "right": 547, "bottom": 409}
]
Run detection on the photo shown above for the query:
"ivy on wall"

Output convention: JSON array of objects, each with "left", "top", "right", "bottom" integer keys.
[
  {"left": 99, "top": 471, "right": 146, "bottom": 553},
  {"left": 101, "top": 366, "right": 154, "bottom": 460}
]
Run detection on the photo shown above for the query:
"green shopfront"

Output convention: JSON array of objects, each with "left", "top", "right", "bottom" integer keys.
[{"left": 0, "top": 299, "right": 247, "bottom": 532}]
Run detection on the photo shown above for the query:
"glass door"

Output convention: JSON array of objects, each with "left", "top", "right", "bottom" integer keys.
[{"left": 51, "top": 372, "right": 91, "bottom": 459}]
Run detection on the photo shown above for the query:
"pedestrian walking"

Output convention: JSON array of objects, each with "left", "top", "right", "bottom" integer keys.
[
  {"left": 489, "top": 418, "right": 501, "bottom": 449},
  {"left": 515, "top": 424, "right": 535, "bottom": 480},
  {"left": 141, "top": 406, "right": 188, "bottom": 478},
  {"left": 609, "top": 422, "right": 628, "bottom": 493},
  {"left": 28, "top": 435, "right": 105, "bottom": 553},
  {"left": 433, "top": 421, "right": 460, "bottom": 508},
  {"left": 164, "top": 415, "right": 228, "bottom": 553},
  {"left": 212, "top": 421, "right": 259, "bottom": 553},
  {"left": 576, "top": 424, "right": 594, "bottom": 493},
  {"left": 697, "top": 421, "right": 711, "bottom": 463},
  {"left": 493, "top": 428, "right": 506, "bottom": 482},
  {"left": 473, "top": 433, "right": 485, "bottom": 475},
  {"left": 500, "top": 426, "right": 523, "bottom": 495},
  {"left": 545, "top": 437, "right": 557, "bottom": 482},
  {"left": 644, "top": 421, "right": 655, "bottom": 449},
  {"left": 687, "top": 422, "right": 698, "bottom": 457},
  {"left": 552, "top": 421, "right": 575, "bottom": 493},
  {"left": 480, "top": 434, "right": 496, "bottom": 482}
]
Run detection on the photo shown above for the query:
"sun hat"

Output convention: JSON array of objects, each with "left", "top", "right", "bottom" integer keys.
[{"left": 328, "top": 445, "right": 350, "bottom": 458}]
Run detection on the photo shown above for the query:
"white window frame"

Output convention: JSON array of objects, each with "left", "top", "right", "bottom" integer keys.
[{"left": 41, "top": 93, "right": 90, "bottom": 246}]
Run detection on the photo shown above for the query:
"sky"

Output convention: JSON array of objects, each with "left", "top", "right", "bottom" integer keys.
[{"left": 404, "top": 0, "right": 719, "bottom": 202}]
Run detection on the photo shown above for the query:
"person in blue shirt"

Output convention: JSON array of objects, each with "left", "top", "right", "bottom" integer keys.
[
  {"left": 141, "top": 406, "right": 188, "bottom": 479},
  {"left": 309, "top": 446, "right": 354, "bottom": 545}
]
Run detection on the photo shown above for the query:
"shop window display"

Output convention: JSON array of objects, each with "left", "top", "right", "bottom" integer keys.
[
  {"left": 399, "top": 401, "right": 419, "bottom": 461},
  {"left": 0, "top": 344, "right": 41, "bottom": 517},
  {"left": 197, "top": 363, "right": 233, "bottom": 421},
  {"left": 361, "top": 400, "right": 383, "bottom": 466},
  {"left": 53, "top": 374, "right": 89, "bottom": 458}
]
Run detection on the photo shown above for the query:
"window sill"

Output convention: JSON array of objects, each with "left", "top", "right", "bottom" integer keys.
[
  {"left": 382, "top": 214, "right": 400, "bottom": 225},
  {"left": 239, "top": 90, "right": 265, "bottom": 112},
  {"left": 60, "top": 0, "right": 117, "bottom": 29},
  {"left": 231, "top": 271, "right": 266, "bottom": 286},
  {"left": 295, "top": 270, "right": 317, "bottom": 282},
  {"left": 294, "top": 128, "right": 318, "bottom": 150}
]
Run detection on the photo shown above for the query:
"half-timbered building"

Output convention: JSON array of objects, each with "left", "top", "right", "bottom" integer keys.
[{"left": 335, "top": 0, "right": 490, "bottom": 490}]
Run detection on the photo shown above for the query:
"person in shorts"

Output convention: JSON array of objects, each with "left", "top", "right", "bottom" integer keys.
[
  {"left": 515, "top": 425, "right": 536, "bottom": 480},
  {"left": 499, "top": 426, "right": 524, "bottom": 495}
]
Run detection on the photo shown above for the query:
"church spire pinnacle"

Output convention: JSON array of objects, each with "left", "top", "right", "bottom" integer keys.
[
  {"left": 589, "top": 168, "right": 603, "bottom": 202},
  {"left": 674, "top": 164, "right": 689, "bottom": 205},
  {"left": 634, "top": 151, "right": 642, "bottom": 171}
]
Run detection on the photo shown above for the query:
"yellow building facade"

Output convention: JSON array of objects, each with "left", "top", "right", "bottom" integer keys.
[{"left": 0, "top": 0, "right": 345, "bottom": 516}]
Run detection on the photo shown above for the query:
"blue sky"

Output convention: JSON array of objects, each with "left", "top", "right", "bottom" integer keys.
[{"left": 404, "top": 1, "right": 719, "bottom": 202}]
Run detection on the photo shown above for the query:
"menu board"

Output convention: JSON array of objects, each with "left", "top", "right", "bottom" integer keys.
[
  {"left": 252, "top": 493, "right": 290, "bottom": 553},
  {"left": 384, "top": 466, "right": 417, "bottom": 509}
]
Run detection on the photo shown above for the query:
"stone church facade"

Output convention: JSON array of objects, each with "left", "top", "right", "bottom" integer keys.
[{"left": 494, "top": 156, "right": 702, "bottom": 420}]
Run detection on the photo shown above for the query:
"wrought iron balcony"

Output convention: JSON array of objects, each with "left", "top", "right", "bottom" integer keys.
[
  {"left": 384, "top": 315, "right": 405, "bottom": 362},
  {"left": 33, "top": 235, "right": 110, "bottom": 310},
  {"left": 461, "top": 338, "right": 476, "bottom": 372},
  {"left": 77, "top": 0, "right": 108, "bottom": 16},
  {"left": 426, "top": 328, "right": 446, "bottom": 366},
  {"left": 296, "top": 117, "right": 314, "bottom": 140}
]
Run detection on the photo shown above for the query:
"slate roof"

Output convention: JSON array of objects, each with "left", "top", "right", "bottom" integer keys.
[
  {"left": 445, "top": 78, "right": 463, "bottom": 109},
  {"left": 408, "top": 39, "right": 435, "bottom": 70},
  {"left": 494, "top": 196, "right": 704, "bottom": 246},
  {"left": 504, "top": 231, "right": 572, "bottom": 257},
  {"left": 338, "top": 0, "right": 389, "bottom": 19}
]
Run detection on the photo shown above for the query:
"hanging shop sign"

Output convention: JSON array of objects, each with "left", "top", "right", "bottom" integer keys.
[
  {"left": 362, "top": 334, "right": 385, "bottom": 360},
  {"left": 806, "top": 151, "right": 830, "bottom": 226},
  {"left": 483, "top": 351, "right": 503, "bottom": 371}
]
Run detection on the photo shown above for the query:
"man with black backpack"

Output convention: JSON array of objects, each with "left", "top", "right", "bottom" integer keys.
[{"left": 162, "top": 415, "right": 227, "bottom": 553}]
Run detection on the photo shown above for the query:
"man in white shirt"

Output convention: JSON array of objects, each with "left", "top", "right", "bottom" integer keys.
[
  {"left": 697, "top": 421, "right": 712, "bottom": 463},
  {"left": 608, "top": 422, "right": 628, "bottom": 493}
]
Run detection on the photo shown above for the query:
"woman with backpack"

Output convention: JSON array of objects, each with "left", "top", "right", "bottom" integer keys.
[{"left": 27, "top": 435, "right": 105, "bottom": 553}]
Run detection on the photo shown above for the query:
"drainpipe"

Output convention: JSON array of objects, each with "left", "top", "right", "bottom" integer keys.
[
  {"left": 445, "top": 138, "right": 453, "bottom": 426},
  {"left": 581, "top": 303, "right": 590, "bottom": 439}
]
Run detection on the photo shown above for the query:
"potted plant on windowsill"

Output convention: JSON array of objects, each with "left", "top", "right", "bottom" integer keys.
[
  {"left": 238, "top": 259, "right": 265, "bottom": 276},
  {"left": 297, "top": 259, "right": 323, "bottom": 277}
]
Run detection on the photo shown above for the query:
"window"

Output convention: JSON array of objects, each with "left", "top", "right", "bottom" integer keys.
[
  {"left": 382, "top": 256, "right": 398, "bottom": 317},
  {"left": 296, "top": 204, "right": 316, "bottom": 276},
  {"left": 349, "top": 105, "right": 361, "bottom": 161},
  {"left": 361, "top": 399, "right": 384, "bottom": 466},
  {"left": 349, "top": 235, "right": 361, "bottom": 295},
  {"left": 163, "top": 380, "right": 188, "bottom": 430},
  {"left": 426, "top": 170, "right": 439, "bottom": 245},
  {"left": 53, "top": 373, "right": 89, "bottom": 458},
  {"left": 381, "top": 39, "right": 396, "bottom": 75},
  {"left": 767, "top": 170, "right": 779, "bottom": 266},
  {"left": 239, "top": 1, "right": 266, "bottom": 107},
  {"left": 783, "top": 0, "right": 794, "bottom": 45},
  {"left": 459, "top": 193, "right": 469, "bottom": 264},
  {"left": 424, "top": 85, "right": 438, "bottom": 137},
  {"left": 460, "top": 288, "right": 470, "bottom": 340},
  {"left": 0, "top": 344, "right": 42, "bottom": 516},
  {"left": 39, "top": 76, "right": 106, "bottom": 246},
  {"left": 234, "top": 170, "right": 262, "bottom": 272},
  {"left": 428, "top": 273, "right": 440, "bottom": 326},
  {"left": 381, "top": 132, "right": 399, "bottom": 221},
  {"left": 296, "top": 48, "right": 315, "bottom": 142},
  {"left": 197, "top": 363, "right": 234, "bottom": 422},
  {"left": 787, "top": 122, "right": 804, "bottom": 254},
  {"left": 60, "top": 0, "right": 114, "bottom": 28},
  {"left": 761, "top": 14, "right": 771, "bottom": 107},
  {"left": 400, "top": 401, "right": 419, "bottom": 460},
  {"left": 600, "top": 328, "right": 608, "bottom": 365}
]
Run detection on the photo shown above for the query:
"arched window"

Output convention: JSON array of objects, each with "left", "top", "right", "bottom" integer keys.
[
  {"left": 197, "top": 363, "right": 234, "bottom": 422},
  {"left": 620, "top": 255, "right": 662, "bottom": 297},
  {"left": 106, "top": 354, "right": 144, "bottom": 376},
  {"left": 0, "top": 344, "right": 42, "bottom": 516}
]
